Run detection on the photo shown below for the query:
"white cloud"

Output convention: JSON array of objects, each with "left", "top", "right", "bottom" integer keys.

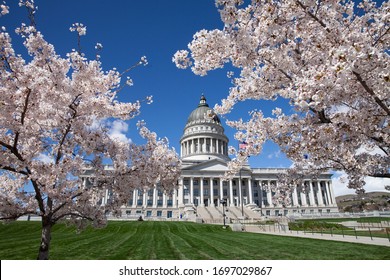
[
  {"left": 267, "top": 150, "right": 281, "bottom": 159},
  {"left": 35, "top": 153, "right": 54, "bottom": 164},
  {"left": 88, "top": 118, "right": 132, "bottom": 144},
  {"left": 108, "top": 120, "right": 131, "bottom": 143},
  {"left": 332, "top": 171, "right": 390, "bottom": 196}
]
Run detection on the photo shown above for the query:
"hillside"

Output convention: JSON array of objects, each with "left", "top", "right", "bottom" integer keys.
[{"left": 336, "top": 192, "right": 390, "bottom": 212}]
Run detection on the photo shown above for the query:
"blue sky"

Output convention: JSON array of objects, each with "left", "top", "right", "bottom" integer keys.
[{"left": 2, "top": 0, "right": 389, "bottom": 196}]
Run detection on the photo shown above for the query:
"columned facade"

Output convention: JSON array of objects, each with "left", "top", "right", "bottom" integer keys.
[{"left": 83, "top": 95, "right": 339, "bottom": 220}]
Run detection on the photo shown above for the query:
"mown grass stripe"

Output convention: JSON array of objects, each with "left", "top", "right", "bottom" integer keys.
[{"left": 1, "top": 221, "right": 389, "bottom": 260}]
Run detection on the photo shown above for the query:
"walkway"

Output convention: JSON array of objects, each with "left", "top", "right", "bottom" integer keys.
[{"left": 244, "top": 226, "right": 390, "bottom": 247}]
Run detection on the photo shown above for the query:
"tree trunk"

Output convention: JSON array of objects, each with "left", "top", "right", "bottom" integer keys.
[{"left": 37, "top": 217, "right": 52, "bottom": 260}]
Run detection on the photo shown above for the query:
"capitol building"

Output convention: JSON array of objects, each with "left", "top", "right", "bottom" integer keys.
[{"left": 87, "top": 95, "right": 339, "bottom": 222}]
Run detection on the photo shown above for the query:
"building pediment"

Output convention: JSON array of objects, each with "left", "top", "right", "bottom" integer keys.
[
  {"left": 181, "top": 159, "right": 252, "bottom": 175},
  {"left": 181, "top": 158, "right": 230, "bottom": 172}
]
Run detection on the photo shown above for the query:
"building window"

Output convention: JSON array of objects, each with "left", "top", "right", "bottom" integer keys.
[
  {"left": 146, "top": 211, "right": 152, "bottom": 217},
  {"left": 254, "top": 190, "right": 258, "bottom": 197},
  {"left": 157, "top": 211, "right": 162, "bottom": 217},
  {"left": 148, "top": 189, "right": 153, "bottom": 196},
  {"left": 184, "top": 189, "right": 190, "bottom": 195},
  {"left": 233, "top": 189, "right": 237, "bottom": 196},
  {"left": 167, "top": 199, "right": 173, "bottom": 207},
  {"left": 193, "top": 189, "right": 199, "bottom": 196},
  {"left": 203, "top": 179, "right": 208, "bottom": 186},
  {"left": 213, "top": 189, "right": 218, "bottom": 196},
  {"left": 266, "top": 210, "right": 271, "bottom": 216},
  {"left": 223, "top": 189, "right": 228, "bottom": 196},
  {"left": 128, "top": 200, "right": 132, "bottom": 206},
  {"left": 147, "top": 199, "right": 153, "bottom": 206},
  {"left": 137, "top": 199, "right": 142, "bottom": 206},
  {"left": 157, "top": 200, "right": 163, "bottom": 206},
  {"left": 203, "top": 189, "right": 209, "bottom": 196},
  {"left": 223, "top": 181, "right": 228, "bottom": 186},
  {"left": 167, "top": 211, "right": 173, "bottom": 218},
  {"left": 158, "top": 190, "right": 163, "bottom": 196},
  {"left": 184, "top": 179, "right": 189, "bottom": 185},
  {"left": 126, "top": 210, "right": 131, "bottom": 215},
  {"left": 193, "top": 179, "right": 199, "bottom": 186}
]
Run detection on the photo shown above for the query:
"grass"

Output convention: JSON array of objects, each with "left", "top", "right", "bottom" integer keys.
[
  {"left": 289, "top": 217, "right": 390, "bottom": 239},
  {"left": 295, "top": 217, "right": 390, "bottom": 223},
  {"left": 0, "top": 221, "right": 389, "bottom": 260}
]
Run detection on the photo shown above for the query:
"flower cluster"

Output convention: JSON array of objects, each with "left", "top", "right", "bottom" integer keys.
[
  {"left": 0, "top": 2, "right": 9, "bottom": 16},
  {"left": 175, "top": 0, "right": 390, "bottom": 197},
  {"left": 1, "top": 1, "right": 179, "bottom": 259},
  {"left": 69, "top": 22, "right": 86, "bottom": 36}
]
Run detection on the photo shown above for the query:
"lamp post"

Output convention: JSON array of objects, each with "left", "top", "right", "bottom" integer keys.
[{"left": 220, "top": 198, "right": 227, "bottom": 228}]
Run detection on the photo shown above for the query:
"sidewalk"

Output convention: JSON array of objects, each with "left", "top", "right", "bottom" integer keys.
[{"left": 244, "top": 226, "right": 390, "bottom": 247}]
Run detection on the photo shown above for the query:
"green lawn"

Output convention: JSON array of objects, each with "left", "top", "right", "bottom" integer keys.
[
  {"left": 0, "top": 221, "right": 389, "bottom": 260},
  {"left": 289, "top": 217, "right": 390, "bottom": 238}
]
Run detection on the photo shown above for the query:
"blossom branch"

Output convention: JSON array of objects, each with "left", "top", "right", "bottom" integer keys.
[{"left": 352, "top": 70, "right": 390, "bottom": 116}]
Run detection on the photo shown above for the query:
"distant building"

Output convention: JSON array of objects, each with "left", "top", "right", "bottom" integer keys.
[{"left": 83, "top": 95, "right": 339, "bottom": 221}]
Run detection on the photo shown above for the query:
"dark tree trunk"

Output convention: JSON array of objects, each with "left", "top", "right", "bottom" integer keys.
[{"left": 37, "top": 217, "right": 52, "bottom": 260}]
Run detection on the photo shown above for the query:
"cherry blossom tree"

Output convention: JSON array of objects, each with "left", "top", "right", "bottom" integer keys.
[
  {"left": 0, "top": 1, "right": 180, "bottom": 259},
  {"left": 174, "top": 0, "right": 389, "bottom": 195}
]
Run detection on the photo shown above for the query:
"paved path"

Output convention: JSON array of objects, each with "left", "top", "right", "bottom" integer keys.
[{"left": 244, "top": 227, "right": 390, "bottom": 247}]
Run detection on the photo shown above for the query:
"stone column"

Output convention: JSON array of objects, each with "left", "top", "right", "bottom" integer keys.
[
  {"left": 317, "top": 181, "right": 325, "bottom": 206},
  {"left": 200, "top": 177, "right": 204, "bottom": 206},
  {"left": 210, "top": 138, "right": 214, "bottom": 153},
  {"left": 163, "top": 192, "right": 167, "bottom": 208},
  {"left": 132, "top": 190, "right": 137, "bottom": 208},
  {"left": 229, "top": 179, "right": 234, "bottom": 206},
  {"left": 219, "top": 179, "right": 224, "bottom": 201},
  {"left": 328, "top": 180, "right": 337, "bottom": 206},
  {"left": 190, "top": 177, "right": 194, "bottom": 205},
  {"left": 142, "top": 191, "right": 147, "bottom": 207},
  {"left": 321, "top": 182, "right": 328, "bottom": 206},
  {"left": 266, "top": 182, "right": 273, "bottom": 207},
  {"left": 210, "top": 177, "right": 214, "bottom": 206},
  {"left": 259, "top": 180, "right": 264, "bottom": 207},
  {"left": 308, "top": 181, "right": 316, "bottom": 206},
  {"left": 171, "top": 189, "right": 176, "bottom": 208},
  {"left": 238, "top": 177, "right": 242, "bottom": 207},
  {"left": 292, "top": 186, "right": 299, "bottom": 206},
  {"left": 300, "top": 185, "right": 307, "bottom": 206},
  {"left": 178, "top": 178, "right": 184, "bottom": 207},
  {"left": 153, "top": 187, "right": 157, "bottom": 208},
  {"left": 325, "top": 181, "right": 331, "bottom": 205},
  {"left": 248, "top": 178, "right": 253, "bottom": 204}
]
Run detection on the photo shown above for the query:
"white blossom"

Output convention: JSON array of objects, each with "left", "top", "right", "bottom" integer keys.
[
  {"left": 69, "top": 22, "right": 86, "bottom": 36},
  {"left": 175, "top": 0, "right": 390, "bottom": 196},
  {"left": 0, "top": 3, "right": 9, "bottom": 15},
  {"left": 1, "top": 3, "right": 180, "bottom": 259}
]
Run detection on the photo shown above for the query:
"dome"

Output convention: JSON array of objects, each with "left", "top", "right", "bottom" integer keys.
[
  {"left": 186, "top": 95, "right": 220, "bottom": 126},
  {"left": 181, "top": 95, "right": 229, "bottom": 162}
]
